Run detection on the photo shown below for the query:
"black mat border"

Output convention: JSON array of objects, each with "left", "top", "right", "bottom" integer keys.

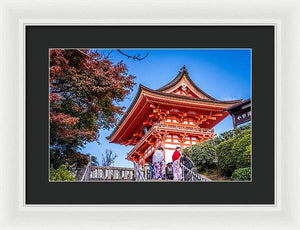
[{"left": 26, "top": 26, "right": 274, "bottom": 204}]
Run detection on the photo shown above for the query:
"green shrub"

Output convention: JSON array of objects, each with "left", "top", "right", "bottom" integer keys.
[
  {"left": 184, "top": 140, "right": 217, "bottom": 172},
  {"left": 232, "top": 132, "right": 251, "bottom": 168},
  {"left": 230, "top": 167, "right": 251, "bottom": 181},
  {"left": 243, "top": 145, "right": 251, "bottom": 165},
  {"left": 184, "top": 125, "right": 252, "bottom": 177},
  {"left": 235, "top": 128, "right": 251, "bottom": 139},
  {"left": 216, "top": 129, "right": 251, "bottom": 176},
  {"left": 216, "top": 138, "right": 235, "bottom": 176},
  {"left": 50, "top": 164, "right": 76, "bottom": 181},
  {"left": 214, "top": 123, "right": 251, "bottom": 144}
]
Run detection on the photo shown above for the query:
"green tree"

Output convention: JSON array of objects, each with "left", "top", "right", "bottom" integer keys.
[
  {"left": 216, "top": 123, "right": 251, "bottom": 144},
  {"left": 210, "top": 136, "right": 224, "bottom": 146},
  {"left": 50, "top": 150, "right": 89, "bottom": 170},
  {"left": 230, "top": 167, "right": 251, "bottom": 181},
  {"left": 216, "top": 129, "right": 251, "bottom": 176},
  {"left": 244, "top": 145, "right": 251, "bottom": 166},
  {"left": 50, "top": 165, "right": 76, "bottom": 181},
  {"left": 183, "top": 123, "right": 252, "bottom": 178},
  {"left": 184, "top": 140, "right": 217, "bottom": 172},
  {"left": 232, "top": 131, "right": 251, "bottom": 168},
  {"left": 216, "top": 138, "right": 235, "bottom": 176},
  {"left": 219, "top": 130, "right": 235, "bottom": 142},
  {"left": 91, "top": 155, "right": 99, "bottom": 166}
]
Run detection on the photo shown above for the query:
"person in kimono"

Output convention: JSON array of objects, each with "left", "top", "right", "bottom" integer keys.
[
  {"left": 172, "top": 146, "right": 182, "bottom": 181},
  {"left": 152, "top": 147, "right": 165, "bottom": 180}
]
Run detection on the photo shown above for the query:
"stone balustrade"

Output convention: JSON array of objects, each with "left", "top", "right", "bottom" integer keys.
[
  {"left": 89, "top": 165, "right": 152, "bottom": 181},
  {"left": 86, "top": 164, "right": 208, "bottom": 181},
  {"left": 89, "top": 166, "right": 135, "bottom": 180}
]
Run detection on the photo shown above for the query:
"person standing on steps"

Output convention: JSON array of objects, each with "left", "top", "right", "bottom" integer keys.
[
  {"left": 181, "top": 153, "right": 194, "bottom": 180},
  {"left": 145, "top": 162, "right": 154, "bottom": 180},
  {"left": 172, "top": 146, "right": 182, "bottom": 181},
  {"left": 148, "top": 162, "right": 154, "bottom": 180},
  {"left": 152, "top": 147, "right": 165, "bottom": 180}
]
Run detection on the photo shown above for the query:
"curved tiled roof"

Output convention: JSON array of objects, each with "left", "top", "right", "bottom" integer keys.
[
  {"left": 156, "top": 65, "right": 217, "bottom": 101},
  {"left": 226, "top": 98, "right": 251, "bottom": 112},
  {"left": 141, "top": 84, "right": 241, "bottom": 104}
]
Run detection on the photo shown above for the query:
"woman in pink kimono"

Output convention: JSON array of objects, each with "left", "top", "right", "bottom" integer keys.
[
  {"left": 172, "top": 146, "right": 182, "bottom": 181},
  {"left": 152, "top": 147, "right": 165, "bottom": 180}
]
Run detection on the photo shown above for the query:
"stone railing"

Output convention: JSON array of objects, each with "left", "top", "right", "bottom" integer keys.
[
  {"left": 87, "top": 163, "right": 209, "bottom": 181},
  {"left": 133, "top": 161, "right": 145, "bottom": 181},
  {"left": 180, "top": 163, "right": 209, "bottom": 181},
  {"left": 89, "top": 166, "right": 135, "bottom": 180}
]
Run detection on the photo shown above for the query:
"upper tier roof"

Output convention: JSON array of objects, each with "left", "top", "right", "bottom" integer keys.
[{"left": 156, "top": 65, "right": 217, "bottom": 100}]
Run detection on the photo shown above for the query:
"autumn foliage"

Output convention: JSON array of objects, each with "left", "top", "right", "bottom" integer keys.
[{"left": 50, "top": 49, "right": 135, "bottom": 168}]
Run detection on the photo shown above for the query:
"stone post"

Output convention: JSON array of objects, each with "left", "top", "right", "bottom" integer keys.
[
  {"left": 113, "top": 169, "right": 117, "bottom": 180},
  {"left": 119, "top": 169, "right": 123, "bottom": 180},
  {"left": 107, "top": 168, "right": 111, "bottom": 180},
  {"left": 97, "top": 168, "right": 100, "bottom": 179}
]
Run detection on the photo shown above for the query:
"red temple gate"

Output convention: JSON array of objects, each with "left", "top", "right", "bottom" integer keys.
[{"left": 107, "top": 66, "right": 241, "bottom": 165}]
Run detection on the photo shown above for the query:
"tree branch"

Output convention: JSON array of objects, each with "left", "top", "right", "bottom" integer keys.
[
  {"left": 76, "top": 49, "right": 91, "bottom": 57},
  {"left": 117, "top": 49, "right": 149, "bottom": 61}
]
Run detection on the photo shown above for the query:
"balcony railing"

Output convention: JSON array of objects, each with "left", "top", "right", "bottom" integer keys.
[{"left": 157, "top": 123, "right": 214, "bottom": 134}]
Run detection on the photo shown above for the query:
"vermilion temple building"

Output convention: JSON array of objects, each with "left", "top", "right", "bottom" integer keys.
[{"left": 107, "top": 66, "right": 242, "bottom": 165}]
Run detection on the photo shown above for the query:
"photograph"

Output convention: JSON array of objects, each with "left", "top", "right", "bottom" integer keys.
[
  {"left": 4, "top": 0, "right": 300, "bottom": 226},
  {"left": 49, "top": 48, "right": 251, "bottom": 182}
]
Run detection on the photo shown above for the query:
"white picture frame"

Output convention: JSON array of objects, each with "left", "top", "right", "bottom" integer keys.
[{"left": 1, "top": 0, "right": 299, "bottom": 229}]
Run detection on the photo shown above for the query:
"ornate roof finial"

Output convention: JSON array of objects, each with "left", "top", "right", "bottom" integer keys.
[{"left": 180, "top": 65, "right": 187, "bottom": 72}]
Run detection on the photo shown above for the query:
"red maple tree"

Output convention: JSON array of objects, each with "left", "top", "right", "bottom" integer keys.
[{"left": 50, "top": 49, "right": 135, "bottom": 168}]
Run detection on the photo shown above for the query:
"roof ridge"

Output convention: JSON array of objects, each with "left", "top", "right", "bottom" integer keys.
[
  {"left": 142, "top": 84, "right": 242, "bottom": 104},
  {"left": 156, "top": 66, "right": 217, "bottom": 101}
]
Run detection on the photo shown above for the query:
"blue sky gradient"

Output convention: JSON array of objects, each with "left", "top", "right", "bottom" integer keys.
[{"left": 81, "top": 49, "right": 251, "bottom": 168}]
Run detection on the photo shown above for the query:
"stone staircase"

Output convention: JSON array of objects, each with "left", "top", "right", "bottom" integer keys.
[{"left": 77, "top": 160, "right": 209, "bottom": 182}]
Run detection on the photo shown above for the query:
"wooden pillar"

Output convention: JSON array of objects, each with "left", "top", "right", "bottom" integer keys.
[{"left": 231, "top": 114, "right": 238, "bottom": 136}]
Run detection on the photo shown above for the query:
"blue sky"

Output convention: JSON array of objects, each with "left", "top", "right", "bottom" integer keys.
[{"left": 81, "top": 49, "right": 251, "bottom": 168}]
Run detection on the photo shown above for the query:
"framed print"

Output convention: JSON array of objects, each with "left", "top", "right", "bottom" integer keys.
[
  {"left": 1, "top": 0, "right": 300, "bottom": 229},
  {"left": 26, "top": 26, "right": 273, "bottom": 204}
]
